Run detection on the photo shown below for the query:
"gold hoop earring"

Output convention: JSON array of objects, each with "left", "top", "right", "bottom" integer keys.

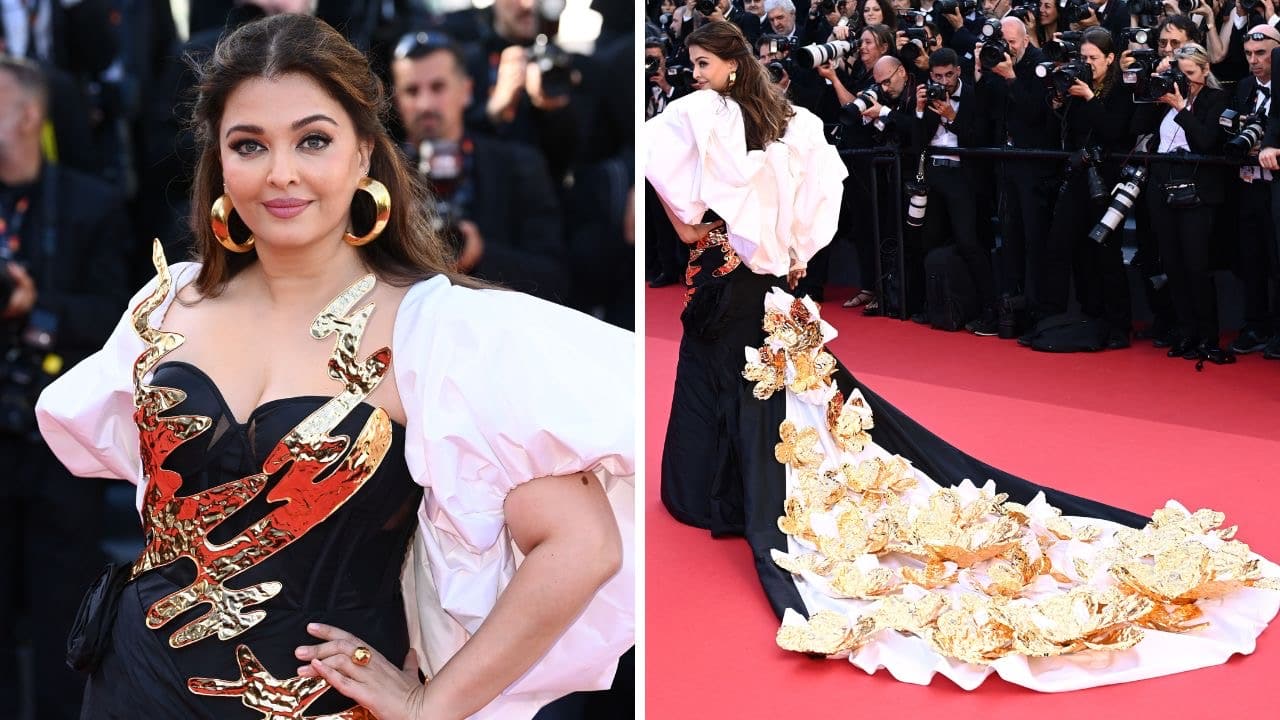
[
  {"left": 210, "top": 193, "right": 255, "bottom": 253},
  {"left": 728, "top": 70, "right": 737, "bottom": 88},
  {"left": 344, "top": 176, "right": 391, "bottom": 247}
]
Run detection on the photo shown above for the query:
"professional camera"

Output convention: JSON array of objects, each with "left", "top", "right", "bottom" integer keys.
[
  {"left": 1127, "top": 0, "right": 1161, "bottom": 25},
  {"left": 1010, "top": 1, "right": 1040, "bottom": 20},
  {"left": 1147, "top": 66, "right": 1190, "bottom": 100},
  {"left": 934, "top": 0, "right": 978, "bottom": 15},
  {"left": 899, "top": 27, "right": 930, "bottom": 65},
  {"left": 0, "top": 306, "right": 60, "bottom": 440},
  {"left": 1220, "top": 108, "right": 1267, "bottom": 157},
  {"left": 925, "top": 79, "right": 950, "bottom": 101},
  {"left": 903, "top": 9, "right": 928, "bottom": 26},
  {"left": 766, "top": 59, "right": 798, "bottom": 82},
  {"left": 1121, "top": 48, "right": 1159, "bottom": 100},
  {"left": 645, "top": 54, "right": 661, "bottom": 77},
  {"left": 761, "top": 34, "right": 800, "bottom": 55},
  {"left": 1036, "top": 59, "right": 1090, "bottom": 99},
  {"left": 666, "top": 64, "right": 696, "bottom": 88},
  {"left": 979, "top": 25, "right": 1011, "bottom": 70},
  {"left": 1089, "top": 164, "right": 1148, "bottom": 243},
  {"left": 794, "top": 40, "right": 857, "bottom": 68},
  {"left": 841, "top": 87, "right": 881, "bottom": 122},
  {"left": 1043, "top": 31, "right": 1084, "bottom": 62},
  {"left": 695, "top": 0, "right": 717, "bottom": 15},
  {"left": 1117, "top": 27, "right": 1151, "bottom": 46},
  {"left": 1080, "top": 145, "right": 1109, "bottom": 202},
  {"left": 530, "top": 34, "right": 574, "bottom": 98},
  {"left": 1058, "top": 0, "right": 1093, "bottom": 23}
]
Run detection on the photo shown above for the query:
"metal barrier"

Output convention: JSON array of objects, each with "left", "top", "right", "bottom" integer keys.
[{"left": 834, "top": 145, "right": 1264, "bottom": 320}]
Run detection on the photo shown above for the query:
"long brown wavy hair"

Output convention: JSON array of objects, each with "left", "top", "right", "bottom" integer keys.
[
  {"left": 186, "top": 14, "right": 473, "bottom": 297},
  {"left": 686, "top": 21, "right": 794, "bottom": 150}
]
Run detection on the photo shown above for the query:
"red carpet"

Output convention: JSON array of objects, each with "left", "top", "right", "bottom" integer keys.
[{"left": 645, "top": 284, "right": 1280, "bottom": 719}]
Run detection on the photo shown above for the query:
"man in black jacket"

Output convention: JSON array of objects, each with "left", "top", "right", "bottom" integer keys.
[
  {"left": 713, "top": 0, "right": 763, "bottom": 44},
  {"left": 1075, "top": 0, "right": 1131, "bottom": 38},
  {"left": 391, "top": 33, "right": 570, "bottom": 304},
  {"left": 908, "top": 48, "right": 998, "bottom": 333},
  {"left": 0, "top": 57, "right": 132, "bottom": 720},
  {"left": 1240, "top": 30, "right": 1280, "bottom": 357},
  {"left": 977, "top": 16, "right": 1059, "bottom": 327}
]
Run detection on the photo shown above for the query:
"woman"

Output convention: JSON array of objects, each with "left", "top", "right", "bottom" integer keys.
[
  {"left": 860, "top": 0, "right": 899, "bottom": 31},
  {"left": 1033, "top": 27, "right": 1135, "bottom": 348},
  {"left": 1131, "top": 43, "right": 1232, "bottom": 364},
  {"left": 646, "top": 20, "right": 847, "bottom": 615},
  {"left": 821, "top": 23, "right": 895, "bottom": 108},
  {"left": 35, "top": 15, "right": 633, "bottom": 720},
  {"left": 647, "top": 19, "right": 1280, "bottom": 690},
  {"left": 1029, "top": 0, "right": 1066, "bottom": 48}
]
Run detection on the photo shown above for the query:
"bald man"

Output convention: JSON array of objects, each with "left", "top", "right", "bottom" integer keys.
[{"left": 976, "top": 14, "right": 1058, "bottom": 323}]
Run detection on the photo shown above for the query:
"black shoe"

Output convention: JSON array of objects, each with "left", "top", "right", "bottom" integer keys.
[
  {"left": 1263, "top": 336, "right": 1280, "bottom": 360},
  {"left": 1168, "top": 337, "right": 1198, "bottom": 359},
  {"left": 1196, "top": 343, "right": 1236, "bottom": 365},
  {"left": 649, "top": 273, "right": 678, "bottom": 289},
  {"left": 1106, "top": 329, "right": 1131, "bottom": 349},
  {"left": 910, "top": 311, "right": 930, "bottom": 325},
  {"left": 966, "top": 316, "right": 999, "bottom": 337},
  {"left": 1230, "top": 327, "right": 1273, "bottom": 354},
  {"left": 1151, "top": 333, "right": 1173, "bottom": 349}
]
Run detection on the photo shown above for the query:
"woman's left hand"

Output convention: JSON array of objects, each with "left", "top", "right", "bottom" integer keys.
[{"left": 296, "top": 623, "right": 428, "bottom": 720}]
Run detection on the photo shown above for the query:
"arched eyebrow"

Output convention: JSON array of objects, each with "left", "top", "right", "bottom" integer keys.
[{"left": 224, "top": 114, "right": 339, "bottom": 139}]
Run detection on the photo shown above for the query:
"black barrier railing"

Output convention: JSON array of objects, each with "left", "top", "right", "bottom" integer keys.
[{"left": 834, "top": 144, "right": 1266, "bottom": 319}]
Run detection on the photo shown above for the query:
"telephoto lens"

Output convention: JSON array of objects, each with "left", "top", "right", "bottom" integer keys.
[
  {"left": 905, "top": 179, "right": 929, "bottom": 228},
  {"left": 1089, "top": 165, "right": 1147, "bottom": 243},
  {"left": 794, "top": 40, "right": 856, "bottom": 68}
]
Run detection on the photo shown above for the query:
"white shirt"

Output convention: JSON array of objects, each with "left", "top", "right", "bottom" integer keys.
[
  {"left": 1157, "top": 104, "right": 1191, "bottom": 154},
  {"left": 2, "top": 0, "right": 52, "bottom": 61}
]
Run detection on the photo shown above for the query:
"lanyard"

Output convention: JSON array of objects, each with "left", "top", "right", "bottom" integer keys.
[{"left": 0, "top": 194, "right": 32, "bottom": 260}]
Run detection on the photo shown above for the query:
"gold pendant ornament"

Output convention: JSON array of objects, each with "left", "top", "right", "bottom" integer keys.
[
  {"left": 211, "top": 194, "right": 256, "bottom": 253},
  {"left": 343, "top": 176, "right": 391, "bottom": 247}
]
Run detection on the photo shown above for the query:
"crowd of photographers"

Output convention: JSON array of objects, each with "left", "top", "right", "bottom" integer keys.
[
  {"left": 646, "top": 0, "right": 1280, "bottom": 364},
  {"left": 1, "top": 2, "right": 631, "bottom": 719}
]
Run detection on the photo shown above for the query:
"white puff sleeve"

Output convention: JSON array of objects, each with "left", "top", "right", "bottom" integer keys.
[
  {"left": 35, "top": 262, "right": 200, "bottom": 491},
  {"left": 393, "top": 277, "right": 635, "bottom": 720},
  {"left": 644, "top": 89, "right": 847, "bottom": 276}
]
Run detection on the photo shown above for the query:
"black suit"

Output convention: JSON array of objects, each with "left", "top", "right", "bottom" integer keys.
[
  {"left": 0, "top": 163, "right": 132, "bottom": 720},
  {"left": 1043, "top": 85, "right": 1136, "bottom": 330},
  {"left": 726, "top": 6, "right": 762, "bottom": 45},
  {"left": 1132, "top": 87, "right": 1229, "bottom": 344},
  {"left": 905, "top": 79, "right": 996, "bottom": 314},
  {"left": 1094, "top": 0, "right": 1131, "bottom": 40},
  {"left": 979, "top": 46, "right": 1060, "bottom": 302},
  {"left": 1232, "top": 76, "right": 1277, "bottom": 333},
  {"left": 461, "top": 135, "right": 570, "bottom": 304}
]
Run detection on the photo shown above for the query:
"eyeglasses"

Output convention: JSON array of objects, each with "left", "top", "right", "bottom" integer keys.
[
  {"left": 394, "top": 31, "right": 456, "bottom": 61},
  {"left": 1245, "top": 32, "right": 1280, "bottom": 43},
  {"left": 875, "top": 65, "right": 903, "bottom": 88},
  {"left": 1156, "top": 39, "right": 1182, "bottom": 47}
]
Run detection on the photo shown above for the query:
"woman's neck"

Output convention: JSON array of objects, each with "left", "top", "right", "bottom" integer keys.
[{"left": 246, "top": 229, "right": 372, "bottom": 310}]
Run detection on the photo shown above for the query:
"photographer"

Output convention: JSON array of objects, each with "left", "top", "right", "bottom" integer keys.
[
  {"left": 765, "top": 0, "right": 806, "bottom": 38},
  {"left": 838, "top": 55, "right": 918, "bottom": 312},
  {"left": 758, "top": 33, "right": 827, "bottom": 111},
  {"left": 1041, "top": 27, "right": 1135, "bottom": 348},
  {"left": 647, "top": 37, "right": 681, "bottom": 118},
  {"left": 1067, "top": 0, "right": 1131, "bottom": 37},
  {"left": 710, "top": 0, "right": 765, "bottom": 44},
  {"left": 1130, "top": 43, "right": 1231, "bottom": 362},
  {"left": 1230, "top": 26, "right": 1280, "bottom": 356},
  {"left": 1215, "top": 0, "right": 1279, "bottom": 81},
  {"left": 976, "top": 16, "right": 1059, "bottom": 330},
  {"left": 0, "top": 57, "right": 131, "bottom": 720},
  {"left": 391, "top": 33, "right": 570, "bottom": 302},
  {"left": 1029, "top": 0, "right": 1069, "bottom": 47},
  {"left": 907, "top": 47, "right": 1000, "bottom": 334}
]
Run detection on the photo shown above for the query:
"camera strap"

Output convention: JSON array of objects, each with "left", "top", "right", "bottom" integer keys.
[{"left": 915, "top": 151, "right": 927, "bottom": 183}]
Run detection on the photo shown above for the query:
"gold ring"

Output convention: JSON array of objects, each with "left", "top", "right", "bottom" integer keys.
[{"left": 351, "top": 646, "right": 372, "bottom": 666}]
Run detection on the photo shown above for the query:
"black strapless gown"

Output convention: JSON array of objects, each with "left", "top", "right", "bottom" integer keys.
[
  {"left": 660, "top": 241, "right": 1151, "bottom": 621},
  {"left": 84, "top": 361, "right": 422, "bottom": 719}
]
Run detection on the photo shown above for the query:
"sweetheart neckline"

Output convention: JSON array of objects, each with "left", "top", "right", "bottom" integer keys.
[{"left": 152, "top": 360, "right": 406, "bottom": 431}]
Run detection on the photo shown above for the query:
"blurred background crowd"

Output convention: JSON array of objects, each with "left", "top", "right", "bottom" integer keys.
[{"left": 0, "top": 2, "right": 632, "bottom": 718}]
